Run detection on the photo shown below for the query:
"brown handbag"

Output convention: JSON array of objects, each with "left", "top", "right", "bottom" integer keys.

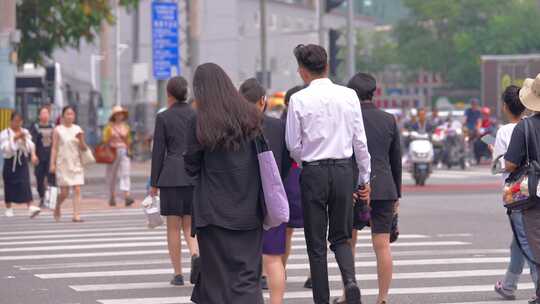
[{"left": 94, "top": 144, "right": 116, "bottom": 164}]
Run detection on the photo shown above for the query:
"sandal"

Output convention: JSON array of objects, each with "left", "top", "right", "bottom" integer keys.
[
  {"left": 72, "top": 218, "right": 85, "bottom": 223},
  {"left": 125, "top": 197, "right": 135, "bottom": 207}
]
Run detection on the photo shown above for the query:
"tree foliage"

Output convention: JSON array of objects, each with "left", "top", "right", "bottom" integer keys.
[
  {"left": 17, "top": 0, "right": 139, "bottom": 65},
  {"left": 394, "top": 0, "right": 540, "bottom": 89},
  {"left": 356, "top": 30, "right": 399, "bottom": 74}
]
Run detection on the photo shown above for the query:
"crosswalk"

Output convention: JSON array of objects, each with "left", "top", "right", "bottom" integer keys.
[{"left": 0, "top": 208, "right": 535, "bottom": 304}]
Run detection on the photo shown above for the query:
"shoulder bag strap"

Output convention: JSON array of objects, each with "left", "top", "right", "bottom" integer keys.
[{"left": 524, "top": 118, "right": 531, "bottom": 166}]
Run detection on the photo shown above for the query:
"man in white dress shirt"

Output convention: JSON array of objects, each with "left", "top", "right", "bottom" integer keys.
[{"left": 286, "top": 44, "right": 371, "bottom": 304}]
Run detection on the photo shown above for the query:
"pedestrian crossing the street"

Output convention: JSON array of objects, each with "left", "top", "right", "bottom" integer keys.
[{"left": 0, "top": 208, "right": 535, "bottom": 304}]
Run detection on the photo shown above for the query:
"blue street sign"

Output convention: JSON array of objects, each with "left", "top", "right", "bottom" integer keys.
[{"left": 152, "top": 0, "right": 180, "bottom": 80}]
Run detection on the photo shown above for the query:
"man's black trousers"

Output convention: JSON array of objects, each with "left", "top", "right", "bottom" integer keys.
[{"left": 300, "top": 159, "right": 357, "bottom": 304}]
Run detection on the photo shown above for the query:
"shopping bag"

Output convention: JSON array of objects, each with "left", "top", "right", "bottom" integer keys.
[
  {"left": 44, "top": 186, "right": 58, "bottom": 210},
  {"left": 254, "top": 135, "right": 290, "bottom": 230},
  {"left": 80, "top": 148, "right": 96, "bottom": 166},
  {"left": 141, "top": 195, "right": 163, "bottom": 229}
]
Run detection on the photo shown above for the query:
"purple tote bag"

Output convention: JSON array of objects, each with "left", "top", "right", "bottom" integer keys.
[{"left": 255, "top": 136, "right": 290, "bottom": 230}]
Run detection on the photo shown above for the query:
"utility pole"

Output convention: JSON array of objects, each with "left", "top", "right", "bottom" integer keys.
[
  {"left": 318, "top": 0, "right": 325, "bottom": 46},
  {"left": 188, "top": 0, "right": 200, "bottom": 77},
  {"left": 346, "top": 0, "right": 355, "bottom": 79},
  {"left": 0, "top": 0, "right": 17, "bottom": 118},
  {"left": 100, "top": 2, "right": 113, "bottom": 122},
  {"left": 259, "top": 0, "right": 268, "bottom": 88},
  {"left": 115, "top": 1, "right": 122, "bottom": 106}
]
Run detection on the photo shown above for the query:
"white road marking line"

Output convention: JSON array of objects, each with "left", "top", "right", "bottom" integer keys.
[
  {"left": 0, "top": 231, "right": 166, "bottom": 242},
  {"left": 0, "top": 250, "right": 169, "bottom": 261},
  {"left": 290, "top": 241, "right": 470, "bottom": 250},
  {"left": 0, "top": 226, "right": 163, "bottom": 236},
  {"left": 36, "top": 257, "right": 513, "bottom": 279},
  {"left": 70, "top": 268, "right": 531, "bottom": 291},
  {"left": 0, "top": 240, "right": 468, "bottom": 253},
  {"left": 95, "top": 283, "right": 535, "bottom": 304},
  {"left": 444, "top": 301, "right": 531, "bottom": 304},
  {"left": 0, "top": 241, "right": 166, "bottom": 252},
  {"left": 0, "top": 234, "right": 428, "bottom": 246},
  {"left": 4, "top": 219, "right": 146, "bottom": 229},
  {"left": 15, "top": 249, "right": 510, "bottom": 270},
  {"left": 437, "top": 233, "right": 474, "bottom": 237}
]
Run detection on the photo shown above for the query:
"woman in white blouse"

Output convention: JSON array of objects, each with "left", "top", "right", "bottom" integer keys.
[{"left": 1, "top": 112, "right": 40, "bottom": 218}]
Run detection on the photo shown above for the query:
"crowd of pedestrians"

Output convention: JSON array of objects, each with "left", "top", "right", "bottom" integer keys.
[
  {"left": 147, "top": 44, "right": 401, "bottom": 304},
  {"left": 1, "top": 102, "right": 136, "bottom": 222},
  {"left": 5, "top": 42, "right": 540, "bottom": 304}
]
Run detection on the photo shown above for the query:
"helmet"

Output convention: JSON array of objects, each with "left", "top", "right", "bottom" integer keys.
[{"left": 481, "top": 107, "right": 491, "bottom": 116}]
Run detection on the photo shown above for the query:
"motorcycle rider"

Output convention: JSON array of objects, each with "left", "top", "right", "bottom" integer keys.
[{"left": 410, "top": 108, "right": 434, "bottom": 134}]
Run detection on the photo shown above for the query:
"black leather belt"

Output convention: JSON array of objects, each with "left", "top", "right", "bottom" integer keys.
[{"left": 302, "top": 158, "right": 351, "bottom": 167}]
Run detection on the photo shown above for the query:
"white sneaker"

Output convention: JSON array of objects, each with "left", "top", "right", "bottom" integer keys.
[
  {"left": 29, "top": 206, "right": 41, "bottom": 219},
  {"left": 5, "top": 208, "right": 14, "bottom": 217}
]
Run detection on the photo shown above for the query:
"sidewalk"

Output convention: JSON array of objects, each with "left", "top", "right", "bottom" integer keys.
[{"left": 0, "top": 160, "right": 151, "bottom": 211}]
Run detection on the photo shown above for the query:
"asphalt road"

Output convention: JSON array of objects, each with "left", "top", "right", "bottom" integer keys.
[{"left": 1, "top": 167, "right": 534, "bottom": 304}]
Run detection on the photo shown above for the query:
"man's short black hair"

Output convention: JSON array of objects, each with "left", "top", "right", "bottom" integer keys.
[
  {"left": 294, "top": 44, "right": 328, "bottom": 75},
  {"left": 502, "top": 85, "right": 525, "bottom": 117},
  {"left": 347, "top": 72, "right": 376, "bottom": 101},
  {"left": 239, "top": 78, "right": 266, "bottom": 104}
]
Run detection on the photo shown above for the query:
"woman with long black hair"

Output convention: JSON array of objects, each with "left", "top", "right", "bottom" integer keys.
[{"left": 185, "top": 63, "right": 264, "bottom": 304}]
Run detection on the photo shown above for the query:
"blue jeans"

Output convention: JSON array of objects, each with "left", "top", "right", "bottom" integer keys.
[{"left": 503, "top": 210, "right": 539, "bottom": 291}]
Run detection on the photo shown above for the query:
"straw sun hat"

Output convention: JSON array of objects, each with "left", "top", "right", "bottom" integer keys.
[
  {"left": 519, "top": 73, "right": 540, "bottom": 112},
  {"left": 109, "top": 105, "right": 128, "bottom": 121}
]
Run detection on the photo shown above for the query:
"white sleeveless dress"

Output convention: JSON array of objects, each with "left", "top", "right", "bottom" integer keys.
[{"left": 55, "top": 124, "right": 85, "bottom": 186}]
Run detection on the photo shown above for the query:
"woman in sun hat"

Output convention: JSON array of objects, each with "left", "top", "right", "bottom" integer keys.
[
  {"left": 103, "top": 105, "right": 134, "bottom": 207},
  {"left": 505, "top": 73, "right": 540, "bottom": 304}
]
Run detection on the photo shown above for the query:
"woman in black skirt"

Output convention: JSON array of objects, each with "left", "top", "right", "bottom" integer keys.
[
  {"left": 185, "top": 63, "right": 264, "bottom": 304},
  {"left": 150, "top": 76, "right": 200, "bottom": 286},
  {"left": 1, "top": 112, "right": 41, "bottom": 218}
]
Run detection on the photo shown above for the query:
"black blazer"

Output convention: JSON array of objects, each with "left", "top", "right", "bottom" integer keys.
[
  {"left": 361, "top": 102, "right": 402, "bottom": 200},
  {"left": 262, "top": 115, "right": 291, "bottom": 178},
  {"left": 184, "top": 116, "right": 263, "bottom": 231},
  {"left": 150, "top": 102, "right": 195, "bottom": 188}
]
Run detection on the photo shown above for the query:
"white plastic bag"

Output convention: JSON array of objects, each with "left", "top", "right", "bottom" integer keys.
[
  {"left": 141, "top": 195, "right": 163, "bottom": 229},
  {"left": 44, "top": 186, "right": 58, "bottom": 210}
]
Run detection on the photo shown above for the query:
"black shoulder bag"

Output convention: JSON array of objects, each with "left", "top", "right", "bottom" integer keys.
[{"left": 504, "top": 118, "right": 540, "bottom": 210}]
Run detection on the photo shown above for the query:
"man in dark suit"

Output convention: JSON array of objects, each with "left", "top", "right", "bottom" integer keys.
[
  {"left": 240, "top": 78, "right": 291, "bottom": 303},
  {"left": 341, "top": 72, "right": 402, "bottom": 304}
]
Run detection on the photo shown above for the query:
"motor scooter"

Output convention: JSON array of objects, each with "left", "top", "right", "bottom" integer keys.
[
  {"left": 404, "top": 131, "right": 434, "bottom": 186},
  {"left": 443, "top": 128, "right": 467, "bottom": 170}
]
